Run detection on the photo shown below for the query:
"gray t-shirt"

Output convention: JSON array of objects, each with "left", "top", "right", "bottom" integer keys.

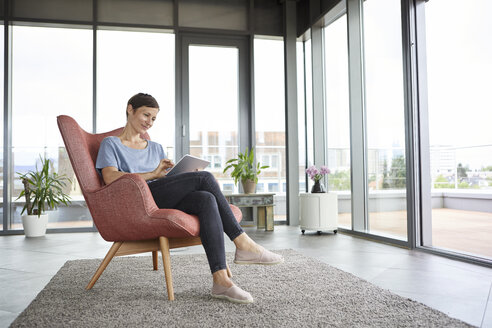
[{"left": 95, "top": 136, "right": 167, "bottom": 176}]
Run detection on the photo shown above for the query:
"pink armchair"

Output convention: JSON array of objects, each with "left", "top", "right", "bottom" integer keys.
[{"left": 57, "top": 115, "right": 242, "bottom": 300}]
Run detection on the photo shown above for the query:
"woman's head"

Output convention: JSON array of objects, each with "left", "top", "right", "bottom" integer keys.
[
  {"left": 126, "top": 93, "right": 159, "bottom": 118},
  {"left": 125, "top": 93, "right": 160, "bottom": 134}
]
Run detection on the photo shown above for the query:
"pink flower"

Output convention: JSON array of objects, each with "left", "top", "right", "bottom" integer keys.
[
  {"left": 305, "top": 165, "right": 331, "bottom": 182},
  {"left": 320, "top": 166, "right": 331, "bottom": 175},
  {"left": 306, "top": 165, "right": 319, "bottom": 180}
]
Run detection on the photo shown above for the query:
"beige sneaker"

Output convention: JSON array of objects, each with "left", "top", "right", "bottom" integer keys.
[
  {"left": 234, "top": 248, "right": 284, "bottom": 265},
  {"left": 211, "top": 283, "right": 254, "bottom": 304}
]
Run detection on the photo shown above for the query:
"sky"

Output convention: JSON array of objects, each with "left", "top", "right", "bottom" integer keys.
[
  {"left": 426, "top": 0, "right": 492, "bottom": 168},
  {"left": 425, "top": 0, "right": 492, "bottom": 146},
  {"left": 189, "top": 45, "right": 238, "bottom": 137}
]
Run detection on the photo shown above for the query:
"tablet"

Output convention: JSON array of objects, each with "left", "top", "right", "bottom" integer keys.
[{"left": 165, "top": 154, "right": 210, "bottom": 176}]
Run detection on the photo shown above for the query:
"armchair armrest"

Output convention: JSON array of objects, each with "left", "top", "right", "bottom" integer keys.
[
  {"left": 93, "top": 173, "right": 158, "bottom": 214},
  {"left": 85, "top": 174, "right": 200, "bottom": 241}
]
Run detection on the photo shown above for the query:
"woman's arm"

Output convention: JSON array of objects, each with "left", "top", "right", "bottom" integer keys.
[
  {"left": 101, "top": 159, "right": 174, "bottom": 185},
  {"left": 101, "top": 167, "right": 155, "bottom": 185}
]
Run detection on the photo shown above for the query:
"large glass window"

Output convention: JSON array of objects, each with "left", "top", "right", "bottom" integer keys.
[
  {"left": 323, "top": 14, "right": 352, "bottom": 229},
  {"left": 97, "top": 30, "right": 175, "bottom": 159},
  {"left": 188, "top": 44, "right": 239, "bottom": 188},
  {"left": 425, "top": 0, "right": 492, "bottom": 259},
  {"left": 363, "top": 0, "right": 407, "bottom": 240},
  {"left": 254, "top": 38, "right": 286, "bottom": 222},
  {"left": 12, "top": 25, "right": 93, "bottom": 229}
]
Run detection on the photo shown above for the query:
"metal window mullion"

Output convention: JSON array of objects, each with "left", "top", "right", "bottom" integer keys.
[
  {"left": 3, "top": 8, "right": 12, "bottom": 231},
  {"left": 346, "top": 0, "right": 368, "bottom": 232},
  {"left": 179, "top": 35, "right": 189, "bottom": 158},
  {"left": 91, "top": 0, "right": 97, "bottom": 229},
  {"left": 248, "top": 34, "right": 255, "bottom": 155},
  {"left": 238, "top": 36, "right": 251, "bottom": 195},
  {"left": 303, "top": 41, "right": 309, "bottom": 193},
  {"left": 173, "top": 0, "right": 181, "bottom": 161},
  {"left": 92, "top": 0, "right": 97, "bottom": 134},
  {"left": 247, "top": 2, "right": 255, "bottom": 161},
  {"left": 283, "top": 0, "right": 299, "bottom": 226},
  {"left": 414, "top": 0, "right": 432, "bottom": 246},
  {"left": 401, "top": 0, "right": 419, "bottom": 248},
  {"left": 240, "top": 36, "right": 252, "bottom": 157}
]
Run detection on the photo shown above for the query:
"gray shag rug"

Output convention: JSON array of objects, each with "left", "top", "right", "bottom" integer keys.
[{"left": 11, "top": 249, "right": 473, "bottom": 328}]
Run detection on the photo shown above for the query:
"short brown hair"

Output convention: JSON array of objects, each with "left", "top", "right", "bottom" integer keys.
[{"left": 126, "top": 93, "right": 159, "bottom": 117}]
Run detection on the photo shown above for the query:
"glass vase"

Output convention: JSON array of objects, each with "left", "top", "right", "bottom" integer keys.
[{"left": 311, "top": 180, "right": 326, "bottom": 193}]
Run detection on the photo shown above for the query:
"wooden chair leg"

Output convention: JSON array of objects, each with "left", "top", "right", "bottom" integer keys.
[
  {"left": 86, "top": 241, "right": 122, "bottom": 290},
  {"left": 226, "top": 264, "right": 232, "bottom": 278},
  {"left": 159, "top": 236, "right": 174, "bottom": 300},
  {"left": 152, "top": 251, "right": 158, "bottom": 270}
]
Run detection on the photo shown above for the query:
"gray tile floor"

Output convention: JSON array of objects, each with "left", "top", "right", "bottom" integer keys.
[{"left": 1, "top": 226, "right": 491, "bottom": 327}]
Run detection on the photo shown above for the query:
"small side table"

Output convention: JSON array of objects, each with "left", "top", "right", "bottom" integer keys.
[
  {"left": 299, "top": 193, "right": 338, "bottom": 234},
  {"left": 224, "top": 193, "right": 275, "bottom": 231}
]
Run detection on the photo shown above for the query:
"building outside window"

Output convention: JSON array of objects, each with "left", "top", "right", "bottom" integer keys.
[
  {"left": 222, "top": 183, "right": 234, "bottom": 194},
  {"left": 268, "top": 183, "right": 279, "bottom": 192},
  {"left": 213, "top": 155, "right": 222, "bottom": 169}
]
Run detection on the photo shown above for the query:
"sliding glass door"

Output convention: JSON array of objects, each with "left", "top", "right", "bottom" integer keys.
[
  {"left": 188, "top": 44, "right": 239, "bottom": 191},
  {"left": 180, "top": 35, "right": 249, "bottom": 193},
  {"left": 363, "top": 0, "right": 407, "bottom": 241}
]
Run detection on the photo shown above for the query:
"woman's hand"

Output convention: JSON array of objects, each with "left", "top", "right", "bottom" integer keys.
[
  {"left": 153, "top": 159, "right": 174, "bottom": 179},
  {"left": 101, "top": 159, "right": 174, "bottom": 184}
]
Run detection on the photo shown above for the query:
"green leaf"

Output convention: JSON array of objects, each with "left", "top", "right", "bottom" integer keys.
[
  {"left": 223, "top": 147, "right": 270, "bottom": 187},
  {"left": 16, "top": 155, "right": 72, "bottom": 216}
]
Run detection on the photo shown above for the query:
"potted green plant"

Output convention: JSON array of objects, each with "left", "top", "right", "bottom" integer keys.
[
  {"left": 16, "top": 156, "right": 72, "bottom": 237},
  {"left": 223, "top": 147, "right": 269, "bottom": 194}
]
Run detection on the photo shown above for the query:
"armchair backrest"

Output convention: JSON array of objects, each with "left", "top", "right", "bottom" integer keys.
[{"left": 57, "top": 115, "right": 149, "bottom": 193}]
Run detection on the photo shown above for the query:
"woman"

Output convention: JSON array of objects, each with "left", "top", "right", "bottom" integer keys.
[{"left": 96, "top": 93, "right": 283, "bottom": 304}]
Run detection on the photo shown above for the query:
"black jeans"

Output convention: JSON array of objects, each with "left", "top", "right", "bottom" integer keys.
[{"left": 148, "top": 171, "right": 244, "bottom": 273}]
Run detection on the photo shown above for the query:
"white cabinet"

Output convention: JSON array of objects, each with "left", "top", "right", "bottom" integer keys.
[{"left": 299, "top": 193, "right": 338, "bottom": 234}]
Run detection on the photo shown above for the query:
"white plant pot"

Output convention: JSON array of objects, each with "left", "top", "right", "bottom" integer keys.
[{"left": 21, "top": 214, "right": 48, "bottom": 237}]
